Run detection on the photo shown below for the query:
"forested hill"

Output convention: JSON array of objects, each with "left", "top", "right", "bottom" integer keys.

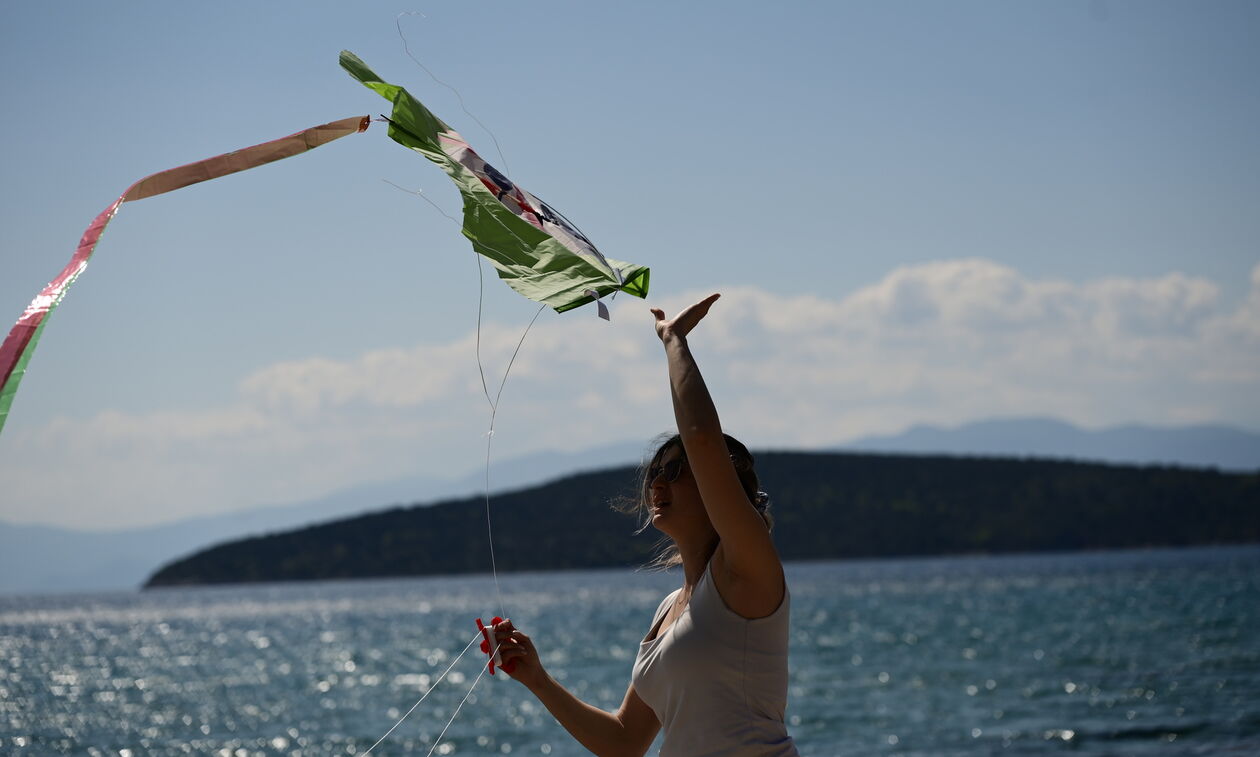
[{"left": 144, "top": 452, "right": 1259, "bottom": 587}]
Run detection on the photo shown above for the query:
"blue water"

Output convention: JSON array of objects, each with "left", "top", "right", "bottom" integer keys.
[{"left": 2, "top": 547, "right": 1258, "bottom": 756}]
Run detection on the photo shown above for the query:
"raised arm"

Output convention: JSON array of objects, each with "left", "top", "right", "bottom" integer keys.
[
  {"left": 651, "top": 294, "right": 785, "bottom": 615},
  {"left": 494, "top": 620, "right": 659, "bottom": 757}
]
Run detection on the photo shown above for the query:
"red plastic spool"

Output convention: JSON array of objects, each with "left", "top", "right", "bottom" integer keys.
[{"left": 476, "top": 616, "right": 516, "bottom": 676}]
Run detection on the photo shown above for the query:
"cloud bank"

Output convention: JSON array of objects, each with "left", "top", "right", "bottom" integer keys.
[{"left": 3, "top": 259, "right": 1257, "bottom": 529}]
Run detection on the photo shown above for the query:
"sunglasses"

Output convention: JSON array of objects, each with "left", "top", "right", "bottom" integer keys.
[{"left": 647, "top": 457, "right": 687, "bottom": 483}]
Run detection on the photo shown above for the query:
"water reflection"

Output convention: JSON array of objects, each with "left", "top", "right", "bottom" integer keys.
[{"left": 1, "top": 547, "right": 1257, "bottom": 755}]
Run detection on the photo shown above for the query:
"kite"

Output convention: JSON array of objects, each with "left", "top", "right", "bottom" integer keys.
[
  {"left": 0, "top": 116, "right": 370, "bottom": 435},
  {"left": 340, "top": 51, "right": 649, "bottom": 315}
]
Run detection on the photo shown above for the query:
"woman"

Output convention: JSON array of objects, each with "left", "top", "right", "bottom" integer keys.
[{"left": 492, "top": 293, "right": 799, "bottom": 757}]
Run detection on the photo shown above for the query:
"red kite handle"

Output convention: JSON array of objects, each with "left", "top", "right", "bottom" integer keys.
[{"left": 476, "top": 617, "right": 516, "bottom": 675}]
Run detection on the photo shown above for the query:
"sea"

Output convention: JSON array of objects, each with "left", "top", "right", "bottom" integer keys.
[{"left": 1, "top": 546, "right": 1258, "bottom": 756}]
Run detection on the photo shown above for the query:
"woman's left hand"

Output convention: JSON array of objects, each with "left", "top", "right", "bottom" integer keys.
[{"left": 651, "top": 293, "right": 720, "bottom": 342}]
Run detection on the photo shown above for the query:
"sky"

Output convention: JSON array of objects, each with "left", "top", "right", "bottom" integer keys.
[{"left": 1, "top": 0, "right": 1257, "bottom": 531}]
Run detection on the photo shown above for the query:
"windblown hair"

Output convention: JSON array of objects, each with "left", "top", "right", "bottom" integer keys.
[{"left": 616, "top": 432, "right": 773, "bottom": 570}]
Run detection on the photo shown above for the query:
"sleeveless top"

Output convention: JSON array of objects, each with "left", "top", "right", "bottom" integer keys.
[{"left": 631, "top": 562, "right": 799, "bottom": 757}]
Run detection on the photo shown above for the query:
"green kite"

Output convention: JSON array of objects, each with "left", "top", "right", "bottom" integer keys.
[{"left": 341, "top": 51, "right": 649, "bottom": 314}]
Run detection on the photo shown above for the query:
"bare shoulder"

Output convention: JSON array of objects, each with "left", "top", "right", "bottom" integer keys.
[{"left": 711, "top": 543, "right": 786, "bottom": 620}]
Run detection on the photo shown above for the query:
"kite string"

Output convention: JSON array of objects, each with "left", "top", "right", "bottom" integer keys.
[
  {"left": 396, "top": 11, "right": 513, "bottom": 177},
  {"left": 348, "top": 21, "right": 552, "bottom": 753},
  {"left": 422, "top": 647, "right": 499, "bottom": 757},
  {"left": 382, "top": 180, "right": 461, "bottom": 226},
  {"left": 482, "top": 301, "right": 547, "bottom": 621},
  {"left": 382, "top": 177, "right": 550, "bottom": 627},
  {"left": 373, "top": 51, "right": 557, "bottom": 737},
  {"left": 355, "top": 630, "right": 483, "bottom": 757},
  {"left": 380, "top": 178, "right": 493, "bottom": 405}
]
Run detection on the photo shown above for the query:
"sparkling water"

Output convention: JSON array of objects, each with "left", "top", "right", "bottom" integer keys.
[{"left": 2, "top": 547, "right": 1257, "bottom": 755}]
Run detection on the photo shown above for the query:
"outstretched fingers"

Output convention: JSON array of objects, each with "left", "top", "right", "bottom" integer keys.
[{"left": 653, "top": 293, "right": 721, "bottom": 341}]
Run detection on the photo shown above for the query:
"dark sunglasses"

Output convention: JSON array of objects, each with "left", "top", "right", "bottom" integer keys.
[{"left": 647, "top": 457, "right": 687, "bottom": 483}]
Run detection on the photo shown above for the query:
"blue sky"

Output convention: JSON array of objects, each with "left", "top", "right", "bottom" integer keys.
[{"left": 1, "top": 1, "right": 1257, "bottom": 529}]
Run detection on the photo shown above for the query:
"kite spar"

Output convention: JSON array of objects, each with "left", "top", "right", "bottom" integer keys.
[{"left": 0, "top": 116, "right": 370, "bottom": 435}]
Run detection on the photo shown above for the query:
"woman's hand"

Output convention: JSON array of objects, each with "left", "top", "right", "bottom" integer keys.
[
  {"left": 493, "top": 619, "right": 548, "bottom": 691},
  {"left": 491, "top": 620, "right": 661, "bottom": 757},
  {"left": 651, "top": 293, "right": 720, "bottom": 343}
]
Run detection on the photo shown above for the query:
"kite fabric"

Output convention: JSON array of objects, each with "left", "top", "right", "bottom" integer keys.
[
  {"left": 0, "top": 115, "right": 371, "bottom": 436},
  {"left": 340, "top": 51, "right": 649, "bottom": 314}
]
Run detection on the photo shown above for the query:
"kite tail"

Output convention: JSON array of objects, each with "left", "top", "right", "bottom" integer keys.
[{"left": 0, "top": 115, "right": 370, "bottom": 435}]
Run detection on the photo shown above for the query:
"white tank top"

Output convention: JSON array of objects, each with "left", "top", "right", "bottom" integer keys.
[{"left": 631, "top": 562, "right": 799, "bottom": 757}]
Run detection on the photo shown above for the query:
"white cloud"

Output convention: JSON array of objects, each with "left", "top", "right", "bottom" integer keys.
[{"left": 2, "top": 259, "right": 1257, "bottom": 529}]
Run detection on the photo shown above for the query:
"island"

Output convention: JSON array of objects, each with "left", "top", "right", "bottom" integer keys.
[{"left": 145, "top": 451, "right": 1259, "bottom": 587}]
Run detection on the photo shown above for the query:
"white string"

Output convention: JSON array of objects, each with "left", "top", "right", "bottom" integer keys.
[
  {"left": 382, "top": 180, "right": 461, "bottom": 226},
  {"left": 369, "top": 32, "right": 611, "bottom": 744},
  {"left": 422, "top": 643, "right": 500, "bottom": 757},
  {"left": 336, "top": 17, "right": 547, "bottom": 755},
  {"left": 380, "top": 179, "right": 548, "bottom": 620},
  {"left": 482, "top": 302, "right": 547, "bottom": 620},
  {"left": 380, "top": 179, "right": 498, "bottom": 407},
  {"left": 355, "top": 631, "right": 483, "bottom": 757},
  {"left": 396, "top": 11, "right": 513, "bottom": 177}
]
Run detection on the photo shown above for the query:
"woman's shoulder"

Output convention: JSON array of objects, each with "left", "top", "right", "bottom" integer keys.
[
  {"left": 651, "top": 587, "right": 681, "bottom": 623},
  {"left": 707, "top": 547, "right": 789, "bottom": 621},
  {"left": 640, "top": 586, "right": 683, "bottom": 644}
]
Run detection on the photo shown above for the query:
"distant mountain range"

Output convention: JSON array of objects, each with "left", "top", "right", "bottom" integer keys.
[
  {"left": 841, "top": 418, "right": 1260, "bottom": 471},
  {"left": 3, "top": 418, "right": 1257, "bottom": 595}
]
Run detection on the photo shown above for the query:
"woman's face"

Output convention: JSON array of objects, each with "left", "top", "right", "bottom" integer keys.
[{"left": 647, "top": 444, "right": 713, "bottom": 540}]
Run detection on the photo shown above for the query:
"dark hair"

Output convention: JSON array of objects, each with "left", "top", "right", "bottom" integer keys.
[{"left": 616, "top": 432, "right": 773, "bottom": 569}]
